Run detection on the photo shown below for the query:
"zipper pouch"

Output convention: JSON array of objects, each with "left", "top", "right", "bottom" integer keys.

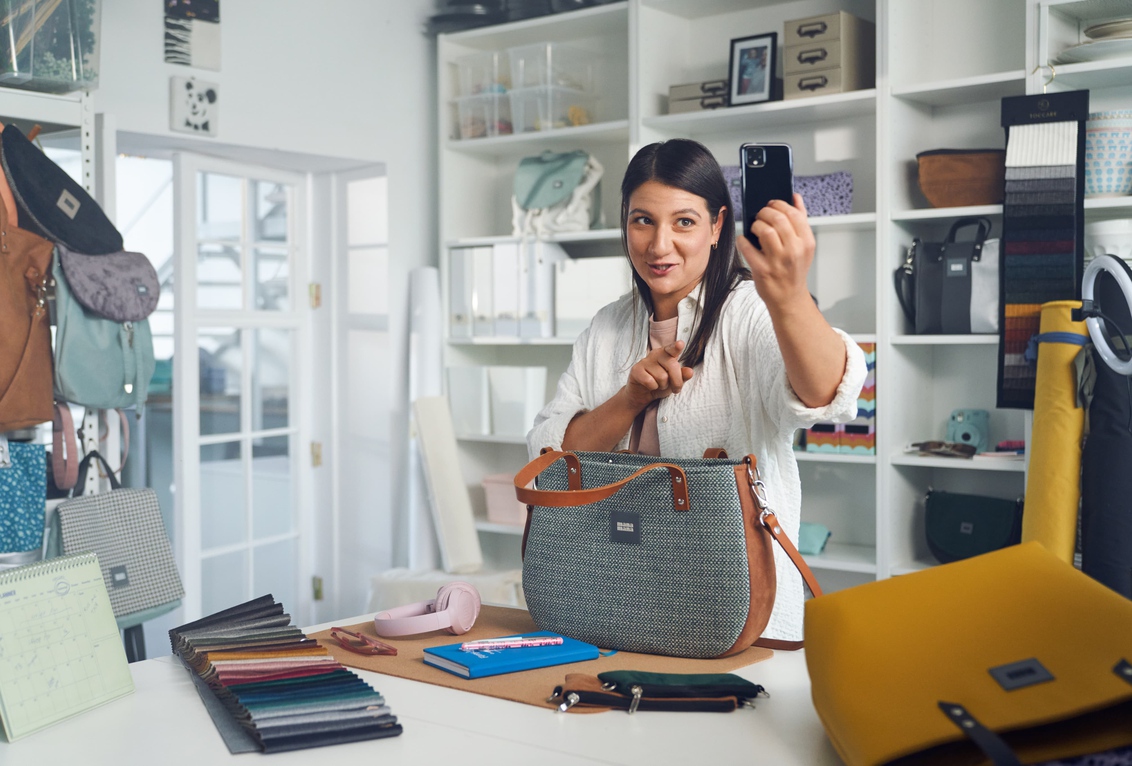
[{"left": 547, "top": 671, "right": 767, "bottom": 714}]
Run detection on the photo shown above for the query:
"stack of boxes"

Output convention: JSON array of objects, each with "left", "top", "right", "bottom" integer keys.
[
  {"left": 782, "top": 10, "right": 875, "bottom": 101},
  {"left": 452, "top": 42, "right": 596, "bottom": 139},
  {"left": 805, "top": 340, "right": 876, "bottom": 455},
  {"left": 666, "top": 78, "right": 729, "bottom": 114}
]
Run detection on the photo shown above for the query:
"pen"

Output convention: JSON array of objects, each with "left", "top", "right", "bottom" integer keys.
[{"left": 459, "top": 636, "right": 564, "bottom": 651}]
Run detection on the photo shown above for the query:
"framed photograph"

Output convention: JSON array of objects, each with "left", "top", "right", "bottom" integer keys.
[{"left": 728, "top": 32, "right": 777, "bottom": 106}]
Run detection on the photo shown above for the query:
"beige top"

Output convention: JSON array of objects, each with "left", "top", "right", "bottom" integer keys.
[{"left": 628, "top": 314, "right": 680, "bottom": 456}]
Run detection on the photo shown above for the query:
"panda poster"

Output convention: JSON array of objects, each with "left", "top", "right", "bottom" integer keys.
[{"left": 171, "top": 77, "right": 218, "bottom": 137}]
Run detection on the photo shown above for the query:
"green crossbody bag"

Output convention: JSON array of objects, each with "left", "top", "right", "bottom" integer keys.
[{"left": 924, "top": 488, "right": 1023, "bottom": 564}]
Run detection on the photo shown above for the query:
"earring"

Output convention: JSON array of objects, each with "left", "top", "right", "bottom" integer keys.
[{"left": 711, "top": 241, "right": 718, "bottom": 250}]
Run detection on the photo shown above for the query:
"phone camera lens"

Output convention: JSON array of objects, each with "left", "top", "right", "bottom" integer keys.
[{"left": 747, "top": 147, "right": 765, "bottom": 167}]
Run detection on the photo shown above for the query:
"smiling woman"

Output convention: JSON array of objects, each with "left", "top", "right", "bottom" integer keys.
[{"left": 526, "top": 138, "right": 866, "bottom": 646}]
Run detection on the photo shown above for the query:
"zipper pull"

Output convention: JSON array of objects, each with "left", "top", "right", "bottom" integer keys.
[
  {"left": 125, "top": 321, "right": 135, "bottom": 348},
  {"left": 628, "top": 684, "right": 643, "bottom": 714}
]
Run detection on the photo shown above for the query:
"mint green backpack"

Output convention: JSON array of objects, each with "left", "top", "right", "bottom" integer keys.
[{"left": 52, "top": 253, "right": 155, "bottom": 410}]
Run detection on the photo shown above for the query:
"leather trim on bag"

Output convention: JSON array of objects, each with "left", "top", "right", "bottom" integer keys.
[
  {"left": 720, "top": 463, "right": 776, "bottom": 656},
  {"left": 515, "top": 450, "right": 690, "bottom": 511},
  {"left": 702, "top": 448, "right": 729, "bottom": 459},
  {"left": 754, "top": 637, "right": 804, "bottom": 651}
]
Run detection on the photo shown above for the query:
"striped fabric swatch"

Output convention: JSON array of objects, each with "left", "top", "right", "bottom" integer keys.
[
  {"left": 170, "top": 595, "right": 402, "bottom": 753},
  {"left": 999, "top": 120, "right": 1082, "bottom": 409}
]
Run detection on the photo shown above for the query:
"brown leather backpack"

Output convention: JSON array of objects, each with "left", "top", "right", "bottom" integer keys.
[{"left": 0, "top": 126, "right": 54, "bottom": 433}]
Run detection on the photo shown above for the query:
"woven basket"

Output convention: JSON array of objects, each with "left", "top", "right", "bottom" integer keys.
[{"left": 916, "top": 149, "right": 1006, "bottom": 208}]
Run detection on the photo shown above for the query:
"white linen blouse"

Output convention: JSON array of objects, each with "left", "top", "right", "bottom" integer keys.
[{"left": 526, "top": 280, "right": 867, "bottom": 642}]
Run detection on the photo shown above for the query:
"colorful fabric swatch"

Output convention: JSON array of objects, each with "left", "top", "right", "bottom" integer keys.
[
  {"left": 998, "top": 96, "right": 1086, "bottom": 410},
  {"left": 170, "top": 595, "right": 402, "bottom": 753}
]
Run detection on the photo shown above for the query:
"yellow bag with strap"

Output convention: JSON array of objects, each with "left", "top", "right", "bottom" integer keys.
[{"left": 804, "top": 542, "right": 1132, "bottom": 765}]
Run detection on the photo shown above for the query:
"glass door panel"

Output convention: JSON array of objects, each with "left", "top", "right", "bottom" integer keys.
[
  {"left": 199, "top": 327, "right": 242, "bottom": 436},
  {"left": 200, "top": 442, "right": 246, "bottom": 549}
]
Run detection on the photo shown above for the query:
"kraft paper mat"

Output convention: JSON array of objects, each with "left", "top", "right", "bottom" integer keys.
[{"left": 310, "top": 605, "right": 772, "bottom": 713}]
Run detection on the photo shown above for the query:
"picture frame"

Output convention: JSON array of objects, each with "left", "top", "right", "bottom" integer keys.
[{"left": 728, "top": 32, "right": 777, "bottom": 106}]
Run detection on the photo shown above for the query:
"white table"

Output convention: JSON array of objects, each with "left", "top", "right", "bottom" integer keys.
[{"left": 0, "top": 615, "right": 842, "bottom": 765}]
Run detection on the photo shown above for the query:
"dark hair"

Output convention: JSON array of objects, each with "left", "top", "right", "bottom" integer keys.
[{"left": 619, "top": 139, "right": 749, "bottom": 369}]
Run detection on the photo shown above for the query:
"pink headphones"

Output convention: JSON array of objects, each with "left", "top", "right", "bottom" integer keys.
[{"left": 372, "top": 581, "right": 482, "bottom": 637}]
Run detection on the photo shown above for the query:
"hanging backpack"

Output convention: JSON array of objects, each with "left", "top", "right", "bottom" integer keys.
[
  {"left": 52, "top": 252, "right": 155, "bottom": 410},
  {"left": 511, "top": 150, "right": 603, "bottom": 238}
]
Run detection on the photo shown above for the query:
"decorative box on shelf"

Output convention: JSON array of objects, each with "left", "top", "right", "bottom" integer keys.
[{"left": 782, "top": 10, "right": 874, "bottom": 101}]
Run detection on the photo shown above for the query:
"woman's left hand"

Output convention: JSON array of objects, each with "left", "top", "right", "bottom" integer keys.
[{"left": 737, "top": 193, "right": 815, "bottom": 312}]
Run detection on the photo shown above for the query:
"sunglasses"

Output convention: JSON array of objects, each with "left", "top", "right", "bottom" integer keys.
[{"left": 329, "top": 627, "right": 398, "bottom": 656}]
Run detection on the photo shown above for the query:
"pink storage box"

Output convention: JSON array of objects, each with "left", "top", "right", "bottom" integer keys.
[{"left": 483, "top": 473, "right": 527, "bottom": 526}]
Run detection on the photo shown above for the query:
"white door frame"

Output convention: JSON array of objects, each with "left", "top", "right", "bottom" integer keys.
[{"left": 172, "top": 151, "right": 312, "bottom": 622}]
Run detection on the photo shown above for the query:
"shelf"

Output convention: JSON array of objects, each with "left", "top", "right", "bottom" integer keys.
[
  {"left": 801, "top": 542, "right": 877, "bottom": 574},
  {"left": 891, "top": 334, "right": 999, "bottom": 346},
  {"left": 643, "top": 89, "right": 876, "bottom": 135},
  {"left": 456, "top": 433, "right": 527, "bottom": 445},
  {"left": 449, "top": 336, "right": 577, "bottom": 346},
  {"left": 447, "top": 228, "right": 621, "bottom": 248},
  {"left": 0, "top": 88, "right": 84, "bottom": 134},
  {"left": 794, "top": 451, "right": 876, "bottom": 465},
  {"left": 443, "top": 1, "right": 627, "bottom": 46},
  {"left": 891, "top": 455, "right": 1026, "bottom": 472},
  {"left": 445, "top": 120, "right": 630, "bottom": 156},
  {"left": 641, "top": 0, "right": 788, "bottom": 17},
  {"left": 892, "top": 204, "right": 1002, "bottom": 221},
  {"left": 890, "top": 558, "right": 935, "bottom": 577},
  {"left": 808, "top": 212, "right": 878, "bottom": 232},
  {"left": 892, "top": 70, "right": 1027, "bottom": 107},
  {"left": 1051, "top": 58, "right": 1132, "bottom": 90},
  {"left": 475, "top": 520, "right": 525, "bottom": 536},
  {"left": 1085, "top": 196, "right": 1132, "bottom": 221}
]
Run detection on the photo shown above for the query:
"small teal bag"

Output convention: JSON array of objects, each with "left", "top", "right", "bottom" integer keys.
[
  {"left": 52, "top": 252, "right": 155, "bottom": 410},
  {"left": 0, "top": 439, "right": 46, "bottom": 554}
]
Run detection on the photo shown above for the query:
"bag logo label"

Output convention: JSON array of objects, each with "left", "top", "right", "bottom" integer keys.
[
  {"left": 946, "top": 257, "right": 968, "bottom": 277},
  {"left": 610, "top": 511, "right": 641, "bottom": 544},
  {"left": 110, "top": 565, "right": 130, "bottom": 588},
  {"left": 960, "top": 522, "right": 974, "bottom": 534},
  {"left": 989, "top": 658, "right": 1054, "bottom": 691},
  {"left": 57, "top": 189, "right": 81, "bottom": 219}
]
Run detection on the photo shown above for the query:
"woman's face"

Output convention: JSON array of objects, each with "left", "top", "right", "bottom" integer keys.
[{"left": 626, "top": 180, "right": 725, "bottom": 319}]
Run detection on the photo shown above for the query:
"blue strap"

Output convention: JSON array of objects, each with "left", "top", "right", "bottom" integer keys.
[{"left": 1024, "top": 331, "right": 1087, "bottom": 366}]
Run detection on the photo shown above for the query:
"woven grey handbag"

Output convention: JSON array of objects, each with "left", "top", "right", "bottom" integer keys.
[
  {"left": 514, "top": 450, "right": 821, "bottom": 659},
  {"left": 56, "top": 451, "right": 184, "bottom": 621}
]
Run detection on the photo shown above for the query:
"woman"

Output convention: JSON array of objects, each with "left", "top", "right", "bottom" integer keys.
[{"left": 527, "top": 139, "right": 866, "bottom": 644}]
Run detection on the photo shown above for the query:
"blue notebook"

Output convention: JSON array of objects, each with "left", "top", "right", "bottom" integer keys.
[{"left": 423, "top": 631, "right": 599, "bottom": 679}]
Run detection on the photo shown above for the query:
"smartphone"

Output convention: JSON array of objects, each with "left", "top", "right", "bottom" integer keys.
[{"left": 740, "top": 142, "right": 794, "bottom": 249}]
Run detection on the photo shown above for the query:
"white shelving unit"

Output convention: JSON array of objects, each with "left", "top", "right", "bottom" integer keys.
[{"left": 435, "top": 0, "right": 1131, "bottom": 584}]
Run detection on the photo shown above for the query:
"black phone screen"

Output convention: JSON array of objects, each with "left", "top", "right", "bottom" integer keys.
[{"left": 740, "top": 143, "right": 794, "bottom": 249}]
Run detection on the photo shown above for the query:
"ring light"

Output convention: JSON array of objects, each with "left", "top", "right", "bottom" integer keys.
[{"left": 1082, "top": 254, "right": 1132, "bottom": 376}]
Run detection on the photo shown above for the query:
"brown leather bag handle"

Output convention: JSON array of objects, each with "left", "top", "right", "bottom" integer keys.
[
  {"left": 740, "top": 455, "right": 823, "bottom": 599},
  {"left": 514, "top": 450, "right": 691, "bottom": 512}
]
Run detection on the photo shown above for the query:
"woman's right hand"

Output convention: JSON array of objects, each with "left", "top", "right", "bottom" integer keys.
[{"left": 624, "top": 340, "right": 694, "bottom": 409}]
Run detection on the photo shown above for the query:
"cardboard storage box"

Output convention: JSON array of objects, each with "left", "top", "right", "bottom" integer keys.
[
  {"left": 668, "top": 78, "right": 728, "bottom": 101},
  {"left": 782, "top": 11, "right": 874, "bottom": 100},
  {"left": 669, "top": 94, "right": 728, "bottom": 114}
]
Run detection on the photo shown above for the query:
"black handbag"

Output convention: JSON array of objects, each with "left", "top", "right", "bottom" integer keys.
[
  {"left": 924, "top": 488, "right": 1023, "bottom": 564},
  {"left": 894, "top": 216, "right": 997, "bottom": 334}
]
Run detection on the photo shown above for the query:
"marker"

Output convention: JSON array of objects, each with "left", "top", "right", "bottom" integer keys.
[{"left": 459, "top": 636, "right": 564, "bottom": 651}]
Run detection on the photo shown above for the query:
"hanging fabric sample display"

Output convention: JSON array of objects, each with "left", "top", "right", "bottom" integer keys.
[
  {"left": 1080, "top": 254, "right": 1132, "bottom": 597},
  {"left": 1022, "top": 300, "right": 1087, "bottom": 564},
  {"left": 998, "top": 91, "right": 1089, "bottom": 409}
]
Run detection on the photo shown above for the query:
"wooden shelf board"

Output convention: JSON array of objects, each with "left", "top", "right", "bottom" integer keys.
[
  {"left": 445, "top": 120, "right": 630, "bottom": 156},
  {"left": 891, "top": 455, "right": 1026, "bottom": 472},
  {"left": 643, "top": 89, "right": 876, "bottom": 134},
  {"left": 892, "top": 204, "right": 1002, "bottom": 221},
  {"left": 891, "top": 334, "right": 999, "bottom": 346},
  {"left": 892, "top": 70, "right": 1027, "bottom": 107},
  {"left": 802, "top": 542, "right": 877, "bottom": 574}
]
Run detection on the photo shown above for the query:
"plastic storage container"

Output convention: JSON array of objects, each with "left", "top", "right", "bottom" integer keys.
[
  {"left": 509, "top": 86, "right": 594, "bottom": 133},
  {"left": 508, "top": 41, "right": 592, "bottom": 91},
  {"left": 0, "top": 0, "right": 101, "bottom": 93},
  {"left": 454, "top": 93, "right": 513, "bottom": 139},
  {"left": 453, "top": 50, "right": 510, "bottom": 97},
  {"left": 482, "top": 473, "right": 526, "bottom": 526}
]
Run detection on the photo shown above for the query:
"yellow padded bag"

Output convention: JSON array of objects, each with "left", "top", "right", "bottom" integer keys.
[
  {"left": 805, "top": 542, "right": 1132, "bottom": 766},
  {"left": 1023, "top": 300, "right": 1088, "bottom": 563}
]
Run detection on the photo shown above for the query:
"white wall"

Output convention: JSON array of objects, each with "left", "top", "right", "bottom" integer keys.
[{"left": 92, "top": 1, "right": 438, "bottom": 618}]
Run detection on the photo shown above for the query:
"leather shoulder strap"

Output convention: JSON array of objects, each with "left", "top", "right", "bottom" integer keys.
[{"left": 52, "top": 402, "right": 79, "bottom": 490}]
